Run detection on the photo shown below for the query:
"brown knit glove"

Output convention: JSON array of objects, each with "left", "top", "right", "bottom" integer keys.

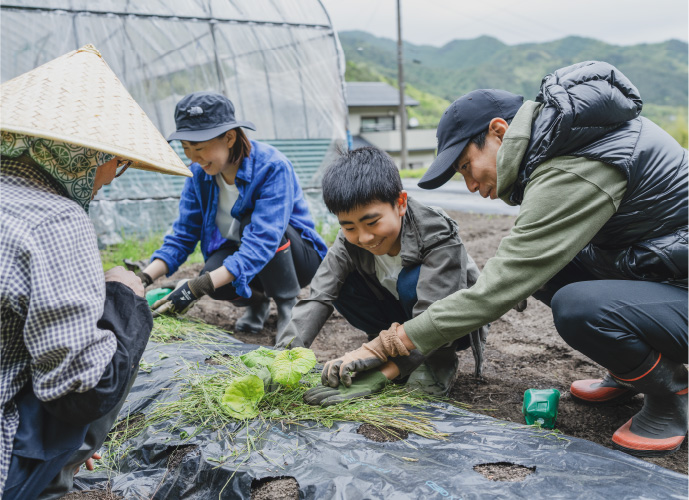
[{"left": 321, "top": 322, "right": 410, "bottom": 388}]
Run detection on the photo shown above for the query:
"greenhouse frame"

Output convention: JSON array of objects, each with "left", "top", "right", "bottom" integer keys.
[{"left": 1, "top": 0, "right": 348, "bottom": 245}]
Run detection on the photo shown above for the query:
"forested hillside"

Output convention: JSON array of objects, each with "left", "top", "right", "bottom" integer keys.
[{"left": 341, "top": 31, "right": 688, "bottom": 146}]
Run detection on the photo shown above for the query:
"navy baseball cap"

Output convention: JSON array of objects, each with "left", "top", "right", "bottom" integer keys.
[
  {"left": 167, "top": 91, "right": 256, "bottom": 142},
  {"left": 419, "top": 89, "right": 523, "bottom": 189}
]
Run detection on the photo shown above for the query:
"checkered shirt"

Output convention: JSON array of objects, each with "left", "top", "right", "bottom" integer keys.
[{"left": 0, "top": 159, "right": 117, "bottom": 495}]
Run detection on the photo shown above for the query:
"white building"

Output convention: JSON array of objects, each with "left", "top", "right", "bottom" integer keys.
[{"left": 346, "top": 82, "right": 437, "bottom": 169}]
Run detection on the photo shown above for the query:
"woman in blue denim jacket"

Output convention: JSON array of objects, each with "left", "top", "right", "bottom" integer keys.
[{"left": 144, "top": 92, "right": 327, "bottom": 338}]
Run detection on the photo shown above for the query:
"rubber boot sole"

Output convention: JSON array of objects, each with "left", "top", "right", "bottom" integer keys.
[
  {"left": 612, "top": 441, "right": 684, "bottom": 457},
  {"left": 612, "top": 418, "right": 686, "bottom": 457}
]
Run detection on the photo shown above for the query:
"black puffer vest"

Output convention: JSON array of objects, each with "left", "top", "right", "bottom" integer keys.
[{"left": 511, "top": 61, "right": 688, "bottom": 288}]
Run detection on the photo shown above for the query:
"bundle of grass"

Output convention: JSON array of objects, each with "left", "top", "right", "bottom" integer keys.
[{"left": 101, "top": 344, "right": 462, "bottom": 475}]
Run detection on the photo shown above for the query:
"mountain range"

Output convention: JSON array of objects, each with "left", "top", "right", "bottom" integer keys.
[{"left": 340, "top": 31, "right": 688, "bottom": 145}]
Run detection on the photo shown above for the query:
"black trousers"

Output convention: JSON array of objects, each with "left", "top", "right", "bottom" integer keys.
[
  {"left": 203, "top": 224, "right": 321, "bottom": 304},
  {"left": 534, "top": 260, "right": 688, "bottom": 374},
  {"left": 333, "top": 268, "right": 472, "bottom": 351}
]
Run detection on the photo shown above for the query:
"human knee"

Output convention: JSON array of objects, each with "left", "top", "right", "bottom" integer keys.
[{"left": 551, "top": 283, "right": 601, "bottom": 349}]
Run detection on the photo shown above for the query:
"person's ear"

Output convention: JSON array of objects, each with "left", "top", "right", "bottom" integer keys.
[
  {"left": 224, "top": 129, "right": 237, "bottom": 148},
  {"left": 488, "top": 118, "right": 509, "bottom": 142},
  {"left": 397, "top": 190, "right": 408, "bottom": 217}
]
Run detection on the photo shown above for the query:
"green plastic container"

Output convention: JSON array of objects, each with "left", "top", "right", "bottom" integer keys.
[
  {"left": 145, "top": 287, "right": 173, "bottom": 307},
  {"left": 522, "top": 388, "right": 561, "bottom": 428}
]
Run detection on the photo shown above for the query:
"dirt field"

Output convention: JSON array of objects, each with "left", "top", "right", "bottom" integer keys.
[{"left": 165, "top": 211, "right": 687, "bottom": 476}]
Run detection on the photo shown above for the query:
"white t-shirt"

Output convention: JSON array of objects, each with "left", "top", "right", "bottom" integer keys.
[
  {"left": 373, "top": 252, "right": 403, "bottom": 299},
  {"left": 215, "top": 174, "right": 242, "bottom": 241}
]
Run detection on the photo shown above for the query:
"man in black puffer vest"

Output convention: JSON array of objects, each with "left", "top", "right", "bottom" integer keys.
[{"left": 326, "top": 61, "right": 687, "bottom": 457}]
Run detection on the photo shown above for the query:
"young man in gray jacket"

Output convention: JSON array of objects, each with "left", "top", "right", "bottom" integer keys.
[{"left": 278, "top": 147, "right": 486, "bottom": 401}]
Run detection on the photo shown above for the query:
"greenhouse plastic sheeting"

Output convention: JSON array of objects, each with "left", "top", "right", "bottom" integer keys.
[
  {"left": 1, "top": 1, "right": 347, "bottom": 244},
  {"left": 74, "top": 335, "right": 688, "bottom": 500}
]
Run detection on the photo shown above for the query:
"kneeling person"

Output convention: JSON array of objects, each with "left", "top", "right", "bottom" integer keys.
[{"left": 277, "top": 147, "right": 486, "bottom": 403}]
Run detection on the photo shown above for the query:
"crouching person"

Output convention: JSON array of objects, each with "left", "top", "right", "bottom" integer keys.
[
  {"left": 277, "top": 147, "right": 487, "bottom": 404},
  {"left": 144, "top": 92, "right": 327, "bottom": 340},
  {"left": 0, "top": 45, "right": 191, "bottom": 499}
]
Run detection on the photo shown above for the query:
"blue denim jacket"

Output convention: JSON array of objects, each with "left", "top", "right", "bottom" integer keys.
[{"left": 151, "top": 140, "right": 327, "bottom": 298}]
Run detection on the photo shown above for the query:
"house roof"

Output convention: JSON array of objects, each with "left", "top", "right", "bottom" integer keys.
[
  {"left": 350, "top": 135, "right": 376, "bottom": 150},
  {"left": 346, "top": 82, "right": 419, "bottom": 107}
]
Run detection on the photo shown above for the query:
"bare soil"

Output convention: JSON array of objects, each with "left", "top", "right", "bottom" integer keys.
[
  {"left": 155, "top": 212, "right": 688, "bottom": 478},
  {"left": 357, "top": 423, "right": 408, "bottom": 442},
  {"left": 62, "top": 488, "right": 122, "bottom": 500},
  {"left": 473, "top": 462, "right": 536, "bottom": 482},
  {"left": 251, "top": 477, "right": 299, "bottom": 500}
]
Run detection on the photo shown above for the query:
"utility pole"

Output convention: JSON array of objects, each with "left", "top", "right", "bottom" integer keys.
[{"left": 396, "top": 0, "right": 408, "bottom": 170}]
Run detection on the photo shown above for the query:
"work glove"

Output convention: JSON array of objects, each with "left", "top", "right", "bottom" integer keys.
[
  {"left": 513, "top": 299, "right": 527, "bottom": 312},
  {"left": 123, "top": 258, "right": 153, "bottom": 287},
  {"left": 304, "top": 370, "right": 390, "bottom": 406},
  {"left": 322, "top": 322, "right": 410, "bottom": 388},
  {"left": 138, "top": 271, "right": 154, "bottom": 288},
  {"left": 151, "top": 273, "right": 214, "bottom": 317}
]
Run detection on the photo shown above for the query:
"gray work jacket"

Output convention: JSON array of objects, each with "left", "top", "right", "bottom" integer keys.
[{"left": 277, "top": 196, "right": 480, "bottom": 352}]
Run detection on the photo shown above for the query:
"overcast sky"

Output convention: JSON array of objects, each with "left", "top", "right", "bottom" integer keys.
[{"left": 321, "top": 0, "right": 688, "bottom": 47}]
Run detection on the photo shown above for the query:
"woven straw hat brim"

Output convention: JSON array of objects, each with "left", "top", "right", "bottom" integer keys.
[{"left": 0, "top": 45, "right": 191, "bottom": 177}]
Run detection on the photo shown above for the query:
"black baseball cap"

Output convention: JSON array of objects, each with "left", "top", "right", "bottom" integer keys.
[
  {"left": 167, "top": 91, "right": 256, "bottom": 142},
  {"left": 419, "top": 89, "right": 523, "bottom": 189}
]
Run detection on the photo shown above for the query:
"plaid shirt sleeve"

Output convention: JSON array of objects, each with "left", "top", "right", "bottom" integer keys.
[{"left": 22, "top": 205, "right": 117, "bottom": 402}]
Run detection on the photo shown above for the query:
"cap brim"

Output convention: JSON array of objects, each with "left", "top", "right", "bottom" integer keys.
[
  {"left": 167, "top": 120, "right": 257, "bottom": 142},
  {"left": 418, "top": 140, "right": 467, "bottom": 189}
]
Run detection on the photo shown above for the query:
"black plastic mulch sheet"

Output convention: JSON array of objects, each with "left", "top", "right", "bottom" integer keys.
[{"left": 75, "top": 334, "right": 688, "bottom": 500}]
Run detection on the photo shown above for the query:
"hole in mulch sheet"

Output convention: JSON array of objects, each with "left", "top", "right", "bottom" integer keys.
[
  {"left": 473, "top": 462, "right": 536, "bottom": 481},
  {"left": 62, "top": 487, "right": 123, "bottom": 499},
  {"left": 357, "top": 423, "right": 408, "bottom": 442},
  {"left": 167, "top": 444, "right": 200, "bottom": 470},
  {"left": 251, "top": 476, "right": 299, "bottom": 500},
  {"left": 204, "top": 353, "right": 232, "bottom": 365}
]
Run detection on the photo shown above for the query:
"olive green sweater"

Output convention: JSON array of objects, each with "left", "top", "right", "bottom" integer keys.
[{"left": 403, "top": 101, "right": 628, "bottom": 354}]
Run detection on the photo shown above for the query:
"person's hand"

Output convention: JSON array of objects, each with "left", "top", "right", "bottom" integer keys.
[
  {"left": 104, "top": 266, "right": 144, "bottom": 297},
  {"left": 513, "top": 299, "right": 527, "bottom": 312},
  {"left": 74, "top": 452, "right": 101, "bottom": 475},
  {"left": 304, "top": 370, "right": 389, "bottom": 406},
  {"left": 322, "top": 323, "right": 410, "bottom": 388},
  {"left": 122, "top": 259, "right": 154, "bottom": 287},
  {"left": 138, "top": 271, "right": 153, "bottom": 288},
  {"left": 151, "top": 273, "right": 214, "bottom": 316}
]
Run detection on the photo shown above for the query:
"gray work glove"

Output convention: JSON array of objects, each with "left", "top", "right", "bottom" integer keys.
[
  {"left": 304, "top": 370, "right": 390, "bottom": 406},
  {"left": 513, "top": 299, "right": 527, "bottom": 312}
]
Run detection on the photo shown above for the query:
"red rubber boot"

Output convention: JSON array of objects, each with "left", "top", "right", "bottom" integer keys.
[
  {"left": 570, "top": 373, "right": 638, "bottom": 405},
  {"left": 610, "top": 352, "right": 688, "bottom": 457}
]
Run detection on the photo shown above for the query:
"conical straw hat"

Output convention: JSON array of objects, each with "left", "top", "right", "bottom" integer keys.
[{"left": 0, "top": 44, "right": 190, "bottom": 177}]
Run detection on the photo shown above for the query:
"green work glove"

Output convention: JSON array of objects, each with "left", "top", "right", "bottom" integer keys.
[{"left": 304, "top": 370, "right": 390, "bottom": 406}]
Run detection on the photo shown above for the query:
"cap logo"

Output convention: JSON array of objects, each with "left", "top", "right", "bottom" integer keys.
[{"left": 187, "top": 106, "right": 204, "bottom": 116}]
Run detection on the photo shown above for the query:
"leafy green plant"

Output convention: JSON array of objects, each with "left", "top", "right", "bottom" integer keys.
[
  {"left": 240, "top": 347, "right": 278, "bottom": 368},
  {"left": 269, "top": 348, "right": 317, "bottom": 388},
  {"left": 220, "top": 374, "right": 265, "bottom": 419}
]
